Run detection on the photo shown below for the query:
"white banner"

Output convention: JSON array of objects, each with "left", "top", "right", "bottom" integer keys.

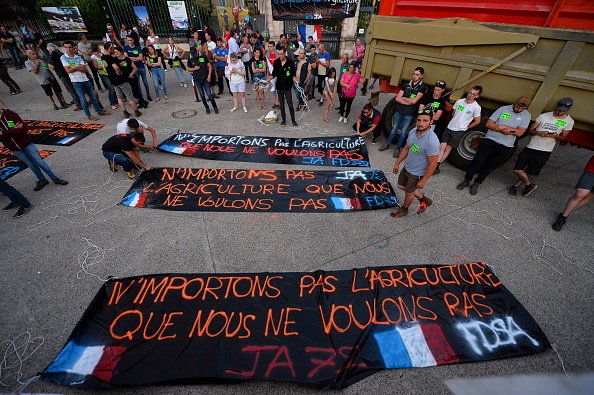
[{"left": 166, "top": 1, "right": 189, "bottom": 31}]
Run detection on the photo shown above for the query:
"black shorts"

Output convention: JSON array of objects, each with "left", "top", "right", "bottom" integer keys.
[
  {"left": 514, "top": 147, "right": 551, "bottom": 176},
  {"left": 440, "top": 127, "right": 464, "bottom": 148},
  {"left": 398, "top": 167, "right": 422, "bottom": 193},
  {"left": 41, "top": 78, "right": 62, "bottom": 96}
]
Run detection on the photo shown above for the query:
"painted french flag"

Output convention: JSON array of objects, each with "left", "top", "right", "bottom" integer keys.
[
  {"left": 158, "top": 143, "right": 186, "bottom": 154},
  {"left": 374, "top": 322, "right": 459, "bottom": 368},
  {"left": 330, "top": 197, "right": 362, "bottom": 210},
  {"left": 44, "top": 340, "right": 126, "bottom": 383},
  {"left": 297, "top": 25, "right": 322, "bottom": 42}
]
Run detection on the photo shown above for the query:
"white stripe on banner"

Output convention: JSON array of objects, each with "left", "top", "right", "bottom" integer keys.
[
  {"left": 396, "top": 322, "right": 437, "bottom": 367},
  {"left": 69, "top": 346, "right": 104, "bottom": 375}
]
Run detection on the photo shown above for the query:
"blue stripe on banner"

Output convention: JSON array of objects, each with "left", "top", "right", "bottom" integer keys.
[
  {"left": 121, "top": 192, "right": 139, "bottom": 207},
  {"left": 373, "top": 329, "right": 413, "bottom": 368},
  {"left": 45, "top": 340, "right": 85, "bottom": 373},
  {"left": 297, "top": 25, "right": 306, "bottom": 42},
  {"left": 158, "top": 143, "right": 178, "bottom": 153}
]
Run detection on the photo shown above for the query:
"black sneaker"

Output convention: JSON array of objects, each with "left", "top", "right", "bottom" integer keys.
[
  {"left": 205, "top": 108, "right": 211, "bottom": 114},
  {"left": 34, "top": 179, "right": 49, "bottom": 191},
  {"left": 53, "top": 104, "right": 59, "bottom": 111},
  {"left": 13, "top": 204, "right": 33, "bottom": 218},
  {"left": 123, "top": 110, "right": 131, "bottom": 118},
  {"left": 508, "top": 186, "right": 518, "bottom": 197},
  {"left": 292, "top": 120, "right": 298, "bottom": 127},
  {"left": 3, "top": 202, "right": 18, "bottom": 211},
  {"left": 280, "top": 120, "right": 286, "bottom": 126},
  {"left": 147, "top": 96, "right": 153, "bottom": 101},
  {"left": 521, "top": 183, "right": 538, "bottom": 197},
  {"left": 213, "top": 94, "right": 220, "bottom": 99},
  {"left": 53, "top": 178, "right": 69, "bottom": 186},
  {"left": 552, "top": 214, "right": 566, "bottom": 231},
  {"left": 470, "top": 182, "right": 480, "bottom": 195},
  {"left": 456, "top": 180, "right": 469, "bottom": 190},
  {"left": 371, "top": 137, "right": 376, "bottom": 144},
  {"left": 214, "top": 108, "right": 219, "bottom": 114}
]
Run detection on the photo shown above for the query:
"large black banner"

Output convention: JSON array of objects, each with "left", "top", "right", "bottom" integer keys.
[
  {"left": 41, "top": 264, "right": 550, "bottom": 389},
  {"left": 25, "top": 120, "right": 106, "bottom": 146},
  {"left": 272, "top": 0, "right": 358, "bottom": 21},
  {"left": 120, "top": 168, "right": 397, "bottom": 212},
  {"left": 158, "top": 133, "right": 369, "bottom": 167},
  {"left": 0, "top": 147, "right": 55, "bottom": 180}
]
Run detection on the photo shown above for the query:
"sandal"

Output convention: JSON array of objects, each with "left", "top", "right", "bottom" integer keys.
[{"left": 324, "top": 118, "right": 330, "bottom": 123}]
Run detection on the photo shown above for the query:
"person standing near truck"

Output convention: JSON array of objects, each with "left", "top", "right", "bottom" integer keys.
[
  {"left": 435, "top": 86, "right": 482, "bottom": 173},
  {"left": 457, "top": 96, "right": 532, "bottom": 195},
  {"left": 508, "top": 98, "right": 575, "bottom": 197},
  {"left": 379, "top": 67, "right": 427, "bottom": 158},
  {"left": 552, "top": 154, "right": 594, "bottom": 231}
]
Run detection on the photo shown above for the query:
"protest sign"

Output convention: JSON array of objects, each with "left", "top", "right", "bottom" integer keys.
[
  {"left": 0, "top": 147, "right": 55, "bottom": 180},
  {"left": 25, "top": 120, "right": 105, "bottom": 146},
  {"left": 41, "top": 263, "right": 549, "bottom": 389},
  {"left": 158, "top": 134, "right": 370, "bottom": 167},
  {"left": 120, "top": 168, "right": 397, "bottom": 212}
]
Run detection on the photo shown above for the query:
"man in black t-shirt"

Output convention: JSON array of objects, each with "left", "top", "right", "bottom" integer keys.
[
  {"left": 104, "top": 44, "right": 141, "bottom": 118},
  {"left": 31, "top": 28, "right": 50, "bottom": 60},
  {"left": 187, "top": 43, "right": 218, "bottom": 114},
  {"left": 266, "top": 47, "right": 297, "bottom": 126},
  {"left": 0, "top": 26, "right": 22, "bottom": 69},
  {"left": 419, "top": 80, "right": 447, "bottom": 138},
  {"left": 101, "top": 132, "right": 152, "bottom": 179}
]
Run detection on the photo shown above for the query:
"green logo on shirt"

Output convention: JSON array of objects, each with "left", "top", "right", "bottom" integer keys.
[
  {"left": 199, "top": 58, "right": 205, "bottom": 63},
  {"left": 285, "top": 70, "right": 290, "bottom": 76},
  {"left": 69, "top": 62, "right": 76, "bottom": 67},
  {"left": 500, "top": 112, "right": 511, "bottom": 120},
  {"left": 457, "top": 104, "right": 464, "bottom": 112},
  {"left": 7, "top": 120, "right": 15, "bottom": 128},
  {"left": 341, "top": 68, "right": 347, "bottom": 73},
  {"left": 410, "top": 94, "right": 416, "bottom": 99},
  {"left": 133, "top": 50, "right": 139, "bottom": 54},
  {"left": 42, "top": 65, "right": 49, "bottom": 70},
  {"left": 555, "top": 119, "right": 567, "bottom": 127},
  {"left": 258, "top": 63, "right": 263, "bottom": 69},
  {"left": 432, "top": 101, "right": 440, "bottom": 109},
  {"left": 411, "top": 143, "right": 419, "bottom": 153},
  {"left": 121, "top": 62, "right": 127, "bottom": 67}
]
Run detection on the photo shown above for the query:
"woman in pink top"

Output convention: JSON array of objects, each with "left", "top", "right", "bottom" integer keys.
[{"left": 338, "top": 63, "right": 362, "bottom": 124}]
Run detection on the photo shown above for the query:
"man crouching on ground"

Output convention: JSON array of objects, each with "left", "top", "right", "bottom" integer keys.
[{"left": 391, "top": 109, "right": 440, "bottom": 218}]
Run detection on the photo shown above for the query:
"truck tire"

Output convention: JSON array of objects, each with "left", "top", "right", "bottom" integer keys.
[
  {"left": 447, "top": 107, "right": 514, "bottom": 171},
  {"left": 382, "top": 98, "right": 397, "bottom": 139}
]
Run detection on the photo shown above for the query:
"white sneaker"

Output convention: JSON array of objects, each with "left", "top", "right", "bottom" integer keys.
[
  {"left": 179, "top": 82, "right": 184, "bottom": 87},
  {"left": 230, "top": 107, "right": 237, "bottom": 112},
  {"left": 343, "top": 117, "right": 348, "bottom": 124},
  {"left": 183, "top": 83, "right": 188, "bottom": 88},
  {"left": 338, "top": 116, "right": 344, "bottom": 122},
  {"left": 243, "top": 107, "right": 248, "bottom": 113}
]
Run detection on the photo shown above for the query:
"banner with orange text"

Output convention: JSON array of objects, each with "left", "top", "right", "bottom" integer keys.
[{"left": 41, "top": 264, "right": 549, "bottom": 389}]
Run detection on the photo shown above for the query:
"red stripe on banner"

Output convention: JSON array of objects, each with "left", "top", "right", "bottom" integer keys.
[
  {"left": 137, "top": 192, "right": 149, "bottom": 208},
  {"left": 93, "top": 345, "right": 126, "bottom": 382},
  {"left": 421, "top": 324, "right": 459, "bottom": 365},
  {"left": 349, "top": 198, "right": 362, "bottom": 210}
]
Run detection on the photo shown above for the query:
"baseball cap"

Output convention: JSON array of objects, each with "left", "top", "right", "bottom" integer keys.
[
  {"left": 414, "top": 67, "right": 424, "bottom": 74},
  {"left": 515, "top": 96, "right": 532, "bottom": 108},
  {"left": 190, "top": 46, "right": 198, "bottom": 56},
  {"left": 435, "top": 80, "right": 446, "bottom": 89},
  {"left": 556, "top": 97, "right": 573, "bottom": 112}
]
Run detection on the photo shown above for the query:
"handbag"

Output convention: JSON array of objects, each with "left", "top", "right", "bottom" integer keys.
[{"left": 224, "top": 52, "right": 231, "bottom": 80}]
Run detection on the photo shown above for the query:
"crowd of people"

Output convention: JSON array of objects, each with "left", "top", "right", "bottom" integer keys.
[{"left": 0, "top": 22, "right": 591, "bottom": 230}]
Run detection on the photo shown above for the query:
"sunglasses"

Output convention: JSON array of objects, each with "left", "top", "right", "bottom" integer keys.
[
  {"left": 418, "top": 109, "right": 432, "bottom": 115},
  {"left": 558, "top": 101, "right": 572, "bottom": 107}
]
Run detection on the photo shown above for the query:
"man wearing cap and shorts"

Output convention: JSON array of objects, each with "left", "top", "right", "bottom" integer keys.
[
  {"left": 436, "top": 86, "right": 482, "bottom": 172},
  {"left": 380, "top": 67, "right": 427, "bottom": 158},
  {"left": 391, "top": 109, "right": 440, "bottom": 218},
  {"left": 552, "top": 154, "right": 594, "bottom": 231},
  {"left": 457, "top": 96, "right": 532, "bottom": 195},
  {"left": 509, "top": 98, "right": 575, "bottom": 197}
]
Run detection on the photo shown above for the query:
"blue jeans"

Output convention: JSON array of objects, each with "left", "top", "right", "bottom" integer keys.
[
  {"left": 102, "top": 151, "right": 137, "bottom": 172},
  {"left": 172, "top": 65, "right": 185, "bottom": 83},
  {"left": 294, "top": 82, "right": 306, "bottom": 108},
  {"left": 6, "top": 46, "right": 22, "bottom": 68},
  {"left": 0, "top": 178, "right": 30, "bottom": 207},
  {"left": 151, "top": 67, "right": 167, "bottom": 98},
  {"left": 387, "top": 112, "right": 414, "bottom": 148},
  {"left": 195, "top": 79, "right": 217, "bottom": 110},
  {"left": 12, "top": 143, "right": 57, "bottom": 181},
  {"left": 72, "top": 80, "right": 103, "bottom": 117},
  {"left": 136, "top": 67, "right": 151, "bottom": 98},
  {"left": 99, "top": 74, "right": 117, "bottom": 106}
]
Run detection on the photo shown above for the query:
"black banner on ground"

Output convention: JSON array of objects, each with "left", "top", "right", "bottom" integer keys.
[
  {"left": 41, "top": 264, "right": 550, "bottom": 389},
  {"left": 120, "top": 168, "right": 397, "bottom": 212},
  {"left": 25, "top": 120, "right": 105, "bottom": 146},
  {"left": 0, "top": 147, "right": 55, "bottom": 180},
  {"left": 158, "top": 133, "right": 369, "bottom": 167},
  {"left": 272, "top": 0, "right": 358, "bottom": 20}
]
